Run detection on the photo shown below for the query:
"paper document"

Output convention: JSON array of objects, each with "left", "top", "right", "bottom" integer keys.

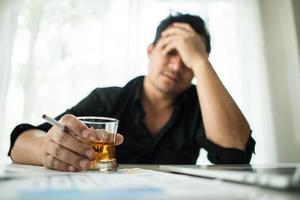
[{"left": 1, "top": 164, "right": 291, "bottom": 200}]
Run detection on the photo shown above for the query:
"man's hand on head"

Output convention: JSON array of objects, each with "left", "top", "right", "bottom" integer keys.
[{"left": 159, "top": 22, "right": 209, "bottom": 71}]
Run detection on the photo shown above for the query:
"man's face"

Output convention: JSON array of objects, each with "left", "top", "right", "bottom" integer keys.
[{"left": 146, "top": 37, "right": 194, "bottom": 97}]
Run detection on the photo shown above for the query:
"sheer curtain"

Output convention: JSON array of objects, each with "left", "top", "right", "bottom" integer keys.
[
  {"left": 2, "top": 0, "right": 297, "bottom": 164},
  {"left": 0, "top": 0, "right": 23, "bottom": 163}
]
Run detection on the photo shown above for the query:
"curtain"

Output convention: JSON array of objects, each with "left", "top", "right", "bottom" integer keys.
[{"left": 0, "top": 0, "right": 23, "bottom": 162}]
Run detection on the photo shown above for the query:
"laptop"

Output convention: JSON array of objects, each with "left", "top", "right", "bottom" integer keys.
[{"left": 160, "top": 164, "right": 300, "bottom": 191}]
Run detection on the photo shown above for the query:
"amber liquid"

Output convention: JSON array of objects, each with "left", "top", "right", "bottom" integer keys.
[{"left": 90, "top": 141, "right": 116, "bottom": 162}]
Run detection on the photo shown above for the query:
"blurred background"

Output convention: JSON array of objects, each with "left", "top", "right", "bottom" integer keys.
[{"left": 0, "top": 0, "right": 299, "bottom": 164}]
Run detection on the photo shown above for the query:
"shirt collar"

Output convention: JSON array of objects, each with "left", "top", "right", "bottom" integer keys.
[
  {"left": 174, "top": 84, "right": 193, "bottom": 111},
  {"left": 133, "top": 76, "right": 145, "bottom": 104},
  {"left": 133, "top": 76, "right": 194, "bottom": 110}
]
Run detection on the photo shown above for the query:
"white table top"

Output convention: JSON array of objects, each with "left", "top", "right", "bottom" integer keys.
[{"left": 0, "top": 163, "right": 299, "bottom": 200}]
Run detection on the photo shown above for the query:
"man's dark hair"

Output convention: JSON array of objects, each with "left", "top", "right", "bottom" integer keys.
[{"left": 153, "top": 13, "right": 211, "bottom": 54}]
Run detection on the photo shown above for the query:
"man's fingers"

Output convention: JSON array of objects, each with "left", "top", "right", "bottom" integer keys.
[
  {"left": 172, "top": 22, "right": 194, "bottom": 32},
  {"left": 44, "top": 154, "right": 79, "bottom": 172},
  {"left": 161, "top": 38, "right": 179, "bottom": 55},
  {"left": 50, "top": 130, "right": 95, "bottom": 160},
  {"left": 161, "top": 26, "right": 189, "bottom": 37},
  {"left": 47, "top": 140, "right": 90, "bottom": 170},
  {"left": 115, "top": 133, "right": 124, "bottom": 145},
  {"left": 59, "top": 114, "right": 90, "bottom": 140},
  {"left": 157, "top": 36, "right": 173, "bottom": 49}
]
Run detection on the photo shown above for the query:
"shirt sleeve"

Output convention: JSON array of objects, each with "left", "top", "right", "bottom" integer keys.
[
  {"left": 7, "top": 88, "right": 112, "bottom": 157},
  {"left": 7, "top": 110, "right": 73, "bottom": 157},
  {"left": 200, "top": 131, "right": 256, "bottom": 164}
]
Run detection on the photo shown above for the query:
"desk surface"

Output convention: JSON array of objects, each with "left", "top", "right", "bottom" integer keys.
[{"left": 1, "top": 163, "right": 300, "bottom": 200}]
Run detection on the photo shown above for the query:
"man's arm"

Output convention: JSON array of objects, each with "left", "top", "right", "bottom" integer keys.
[
  {"left": 192, "top": 61, "right": 250, "bottom": 150},
  {"left": 10, "top": 115, "right": 124, "bottom": 172},
  {"left": 161, "top": 23, "right": 250, "bottom": 151},
  {"left": 10, "top": 115, "right": 97, "bottom": 171},
  {"left": 11, "top": 129, "right": 46, "bottom": 165}
]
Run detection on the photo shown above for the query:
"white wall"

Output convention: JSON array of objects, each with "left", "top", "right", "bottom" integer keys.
[{"left": 258, "top": 0, "right": 300, "bottom": 163}]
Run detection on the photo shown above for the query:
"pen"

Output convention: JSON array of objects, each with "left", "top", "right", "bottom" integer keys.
[{"left": 42, "top": 114, "right": 82, "bottom": 140}]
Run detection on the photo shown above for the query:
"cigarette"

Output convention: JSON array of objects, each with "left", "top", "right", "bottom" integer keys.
[{"left": 42, "top": 114, "right": 81, "bottom": 140}]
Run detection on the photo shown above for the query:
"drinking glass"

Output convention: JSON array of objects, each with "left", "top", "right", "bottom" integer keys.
[{"left": 78, "top": 116, "right": 119, "bottom": 171}]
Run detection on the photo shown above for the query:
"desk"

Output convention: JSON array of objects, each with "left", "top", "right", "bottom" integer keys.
[{"left": 0, "top": 163, "right": 299, "bottom": 200}]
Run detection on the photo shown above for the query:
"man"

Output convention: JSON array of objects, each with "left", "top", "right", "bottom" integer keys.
[{"left": 8, "top": 13, "right": 255, "bottom": 172}]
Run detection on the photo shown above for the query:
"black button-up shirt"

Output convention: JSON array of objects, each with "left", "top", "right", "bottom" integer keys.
[{"left": 8, "top": 76, "right": 255, "bottom": 164}]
